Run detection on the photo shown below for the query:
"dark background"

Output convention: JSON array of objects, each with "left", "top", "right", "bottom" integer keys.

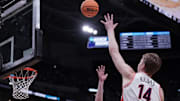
[{"left": 1, "top": 0, "right": 180, "bottom": 101}]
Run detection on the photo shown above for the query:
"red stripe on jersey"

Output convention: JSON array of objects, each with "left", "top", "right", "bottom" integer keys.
[{"left": 121, "top": 96, "right": 124, "bottom": 101}]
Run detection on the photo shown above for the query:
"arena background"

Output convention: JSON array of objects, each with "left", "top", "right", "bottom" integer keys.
[{"left": 0, "top": 0, "right": 180, "bottom": 101}]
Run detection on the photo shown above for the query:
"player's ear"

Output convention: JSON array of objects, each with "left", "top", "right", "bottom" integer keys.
[
  {"left": 139, "top": 60, "right": 145, "bottom": 71},
  {"left": 141, "top": 63, "right": 146, "bottom": 70}
]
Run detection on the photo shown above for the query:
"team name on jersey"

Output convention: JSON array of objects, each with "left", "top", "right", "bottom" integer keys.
[{"left": 140, "top": 76, "right": 155, "bottom": 86}]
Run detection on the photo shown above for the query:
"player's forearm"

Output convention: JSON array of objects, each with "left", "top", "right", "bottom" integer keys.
[
  {"left": 107, "top": 29, "right": 126, "bottom": 64},
  {"left": 107, "top": 29, "right": 119, "bottom": 53},
  {"left": 95, "top": 81, "right": 104, "bottom": 101}
]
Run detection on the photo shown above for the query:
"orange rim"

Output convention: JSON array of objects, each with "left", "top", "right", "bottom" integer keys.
[{"left": 4, "top": 67, "right": 38, "bottom": 79}]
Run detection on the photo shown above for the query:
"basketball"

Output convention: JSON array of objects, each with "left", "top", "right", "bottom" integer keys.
[{"left": 81, "top": 0, "right": 99, "bottom": 18}]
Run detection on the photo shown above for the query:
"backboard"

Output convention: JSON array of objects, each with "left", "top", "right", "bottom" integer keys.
[{"left": 0, "top": 0, "right": 42, "bottom": 78}]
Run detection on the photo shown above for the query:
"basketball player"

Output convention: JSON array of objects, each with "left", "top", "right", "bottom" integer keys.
[
  {"left": 95, "top": 65, "right": 108, "bottom": 101},
  {"left": 100, "top": 13, "right": 164, "bottom": 101}
]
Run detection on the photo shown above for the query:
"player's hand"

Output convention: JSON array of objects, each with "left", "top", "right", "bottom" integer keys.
[
  {"left": 100, "top": 13, "right": 118, "bottom": 30},
  {"left": 96, "top": 65, "right": 108, "bottom": 82}
]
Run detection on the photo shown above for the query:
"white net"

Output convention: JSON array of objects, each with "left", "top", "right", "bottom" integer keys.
[{"left": 9, "top": 68, "right": 37, "bottom": 100}]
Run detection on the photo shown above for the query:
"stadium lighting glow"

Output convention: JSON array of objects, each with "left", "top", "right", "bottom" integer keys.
[
  {"left": 82, "top": 25, "right": 98, "bottom": 35},
  {"left": 82, "top": 25, "right": 89, "bottom": 32},
  {"left": 88, "top": 88, "right": 98, "bottom": 92},
  {"left": 87, "top": 28, "right": 94, "bottom": 33},
  {"left": 93, "top": 30, "right": 98, "bottom": 35},
  {"left": 178, "top": 89, "right": 180, "bottom": 92}
]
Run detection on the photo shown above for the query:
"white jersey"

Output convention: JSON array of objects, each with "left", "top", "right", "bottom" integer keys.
[{"left": 121, "top": 72, "right": 161, "bottom": 101}]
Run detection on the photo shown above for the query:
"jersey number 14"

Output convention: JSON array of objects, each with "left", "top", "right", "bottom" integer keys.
[{"left": 138, "top": 84, "right": 152, "bottom": 101}]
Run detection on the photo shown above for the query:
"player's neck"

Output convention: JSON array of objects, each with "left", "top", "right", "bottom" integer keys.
[{"left": 140, "top": 71, "right": 152, "bottom": 77}]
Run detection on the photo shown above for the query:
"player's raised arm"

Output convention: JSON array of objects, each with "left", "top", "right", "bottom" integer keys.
[
  {"left": 95, "top": 65, "right": 108, "bottom": 101},
  {"left": 100, "top": 13, "right": 135, "bottom": 80}
]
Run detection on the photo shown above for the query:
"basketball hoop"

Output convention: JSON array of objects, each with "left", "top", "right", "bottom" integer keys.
[{"left": 7, "top": 67, "right": 38, "bottom": 100}]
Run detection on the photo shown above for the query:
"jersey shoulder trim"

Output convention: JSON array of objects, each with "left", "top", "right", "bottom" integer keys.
[
  {"left": 123, "top": 73, "right": 136, "bottom": 88},
  {"left": 159, "top": 85, "right": 163, "bottom": 101}
]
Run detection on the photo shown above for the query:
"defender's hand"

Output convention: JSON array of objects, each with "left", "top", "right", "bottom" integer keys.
[{"left": 96, "top": 65, "right": 108, "bottom": 82}]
